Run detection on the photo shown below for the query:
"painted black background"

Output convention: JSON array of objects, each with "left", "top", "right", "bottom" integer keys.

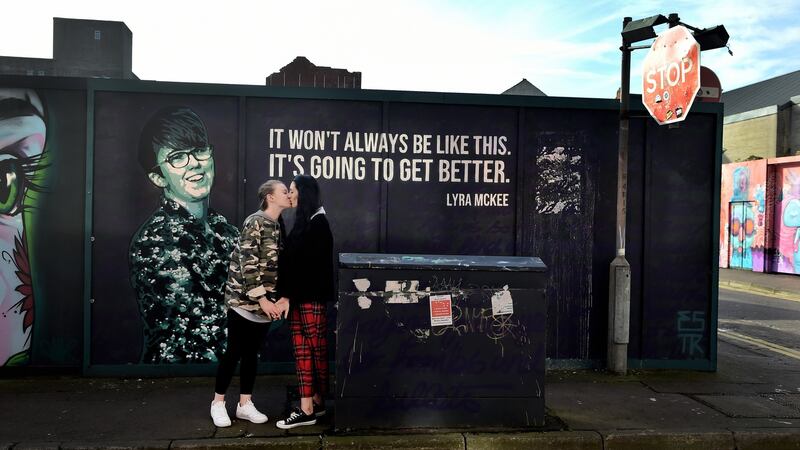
[{"left": 0, "top": 77, "right": 721, "bottom": 372}]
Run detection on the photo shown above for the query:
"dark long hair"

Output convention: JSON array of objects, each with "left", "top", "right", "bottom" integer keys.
[{"left": 289, "top": 174, "right": 322, "bottom": 239}]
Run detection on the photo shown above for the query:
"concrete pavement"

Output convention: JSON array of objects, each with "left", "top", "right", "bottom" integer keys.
[
  {"left": 2, "top": 269, "right": 800, "bottom": 449},
  {"left": 719, "top": 267, "right": 800, "bottom": 300},
  {"left": 2, "top": 333, "right": 800, "bottom": 449}
]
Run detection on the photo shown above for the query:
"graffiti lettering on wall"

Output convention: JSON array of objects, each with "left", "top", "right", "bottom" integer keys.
[
  {"left": 128, "top": 107, "right": 238, "bottom": 363},
  {"left": 676, "top": 310, "right": 705, "bottom": 357},
  {"left": 0, "top": 89, "right": 47, "bottom": 366}
]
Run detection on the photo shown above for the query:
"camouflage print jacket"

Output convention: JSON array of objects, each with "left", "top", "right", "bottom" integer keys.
[
  {"left": 129, "top": 196, "right": 238, "bottom": 364},
  {"left": 224, "top": 211, "right": 282, "bottom": 318}
]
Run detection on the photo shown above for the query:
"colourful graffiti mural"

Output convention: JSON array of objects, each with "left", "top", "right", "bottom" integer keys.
[
  {"left": 0, "top": 89, "right": 47, "bottom": 366},
  {"left": 771, "top": 164, "right": 800, "bottom": 274},
  {"left": 719, "top": 161, "right": 767, "bottom": 271}
]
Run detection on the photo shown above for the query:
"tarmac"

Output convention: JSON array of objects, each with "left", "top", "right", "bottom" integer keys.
[{"left": 1, "top": 268, "right": 799, "bottom": 449}]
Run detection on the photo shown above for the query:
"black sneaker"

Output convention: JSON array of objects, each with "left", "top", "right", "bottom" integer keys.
[
  {"left": 313, "top": 402, "right": 326, "bottom": 417},
  {"left": 276, "top": 407, "right": 317, "bottom": 429}
]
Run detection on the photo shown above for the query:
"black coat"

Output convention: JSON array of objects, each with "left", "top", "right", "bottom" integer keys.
[{"left": 277, "top": 213, "right": 335, "bottom": 303}]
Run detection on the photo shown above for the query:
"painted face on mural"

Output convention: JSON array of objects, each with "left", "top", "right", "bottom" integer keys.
[
  {"left": 0, "top": 88, "right": 46, "bottom": 366},
  {"left": 150, "top": 145, "right": 215, "bottom": 204}
]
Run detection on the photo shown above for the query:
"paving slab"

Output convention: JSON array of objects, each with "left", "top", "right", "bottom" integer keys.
[
  {"left": 172, "top": 436, "right": 320, "bottom": 450},
  {"left": 465, "top": 431, "right": 601, "bottom": 450},
  {"left": 324, "top": 433, "right": 465, "bottom": 449},
  {"left": 546, "top": 381, "right": 729, "bottom": 430},
  {"left": 696, "top": 394, "right": 800, "bottom": 418},
  {"left": 602, "top": 430, "right": 735, "bottom": 450},
  {"left": 12, "top": 442, "right": 62, "bottom": 450},
  {"left": 733, "top": 429, "right": 800, "bottom": 450},
  {"left": 59, "top": 440, "right": 171, "bottom": 449}
]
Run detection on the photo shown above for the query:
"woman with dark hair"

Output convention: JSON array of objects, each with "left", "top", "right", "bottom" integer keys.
[
  {"left": 275, "top": 174, "right": 334, "bottom": 429},
  {"left": 210, "top": 180, "right": 291, "bottom": 428}
]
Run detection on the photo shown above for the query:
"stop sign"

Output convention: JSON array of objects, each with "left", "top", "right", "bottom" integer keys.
[{"left": 641, "top": 25, "right": 700, "bottom": 125}]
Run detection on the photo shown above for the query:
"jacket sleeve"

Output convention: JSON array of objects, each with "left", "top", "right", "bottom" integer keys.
[{"left": 240, "top": 217, "right": 279, "bottom": 302}]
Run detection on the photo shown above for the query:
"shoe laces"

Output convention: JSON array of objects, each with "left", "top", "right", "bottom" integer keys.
[{"left": 288, "top": 408, "right": 304, "bottom": 420}]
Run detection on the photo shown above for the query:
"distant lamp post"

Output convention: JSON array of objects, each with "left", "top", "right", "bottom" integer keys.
[{"left": 608, "top": 14, "right": 729, "bottom": 375}]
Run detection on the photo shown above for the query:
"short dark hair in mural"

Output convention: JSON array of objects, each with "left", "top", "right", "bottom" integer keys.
[
  {"left": 0, "top": 88, "right": 48, "bottom": 367},
  {"left": 128, "top": 106, "right": 238, "bottom": 364},
  {"left": 137, "top": 107, "right": 210, "bottom": 175}
]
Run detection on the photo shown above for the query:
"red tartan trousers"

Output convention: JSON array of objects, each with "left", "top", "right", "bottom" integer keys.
[{"left": 289, "top": 301, "right": 328, "bottom": 398}]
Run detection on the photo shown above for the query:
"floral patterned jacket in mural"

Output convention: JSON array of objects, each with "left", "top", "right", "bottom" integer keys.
[
  {"left": 223, "top": 212, "right": 282, "bottom": 319},
  {"left": 129, "top": 197, "right": 238, "bottom": 364}
]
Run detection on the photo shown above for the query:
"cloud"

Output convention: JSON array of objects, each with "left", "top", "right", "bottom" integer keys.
[{"left": 1, "top": 0, "right": 797, "bottom": 97}]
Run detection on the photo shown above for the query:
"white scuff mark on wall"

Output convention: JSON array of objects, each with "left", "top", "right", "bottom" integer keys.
[
  {"left": 385, "top": 280, "right": 420, "bottom": 304},
  {"left": 348, "top": 322, "right": 359, "bottom": 375},
  {"left": 536, "top": 146, "right": 582, "bottom": 215},
  {"left": 491, "top": 285, "right": 514, "bottom": 316},
  {"left": 411, "top": 328, "right": 431, "bottom": 342}
]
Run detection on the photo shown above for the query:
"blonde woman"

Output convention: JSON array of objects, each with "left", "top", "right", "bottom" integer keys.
[{"left": 210, "top": 180, "right": 291, "bottom": 427}]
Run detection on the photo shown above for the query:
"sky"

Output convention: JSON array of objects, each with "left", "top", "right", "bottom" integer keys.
[{"left": 1, "top": 0, "right": 799, "bottom": 98}]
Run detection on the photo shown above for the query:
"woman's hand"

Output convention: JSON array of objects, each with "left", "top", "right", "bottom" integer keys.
[
  {"left": 259, "top": 298, "right": 282, "bottom": 320},
  {"left": 276, "top": 297, "right": 290, "bottom": 319}
]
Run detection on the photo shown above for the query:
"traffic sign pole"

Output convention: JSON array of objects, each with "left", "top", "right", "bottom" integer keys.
[{"left": 609, "top": 17, "right": 633, "bottom": 376}]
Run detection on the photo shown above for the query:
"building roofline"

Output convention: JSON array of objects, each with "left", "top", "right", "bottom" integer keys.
[
  {"left": 53, "top": 16, "right": 133, "bottom": 34},
  {"left": 723, "top": 69, "right": 800, "bottom": 96}
]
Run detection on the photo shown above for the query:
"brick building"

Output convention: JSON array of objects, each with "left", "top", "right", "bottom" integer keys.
[
  {"left": 266, "top": 56, "right": 360, "bottom": 88},
  {"left": 0, "top": 17, "right": 137, "bottom": 79},
  {"left": 722, "top": 70, "right": 800, "bottom": 162}
]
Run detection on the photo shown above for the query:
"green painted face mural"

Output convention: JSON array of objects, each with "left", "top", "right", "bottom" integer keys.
[
  {"left": 0, "top": 88, "right": 46, "bottom": 366},
  {"left": 151, "top": 145, "right": 215, "bottom": 206},
  {"left": 129, "top": 106, "right": 238, "bottom": 364}
]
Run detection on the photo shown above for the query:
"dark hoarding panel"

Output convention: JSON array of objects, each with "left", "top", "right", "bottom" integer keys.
[
  {"left": 521, "top": 108, "right": 618, "bottom": 361},
  {"left": 641, "top": 113, "right": 716, "bottom": 362},
  {"left": 385, "top": 103, "right": 518, "bottom": 255},
  {"left": 92, "top": 92, "right": 240, "bottom": 365},
  {"left": 244, "top": 97, "right": 383, "bottom": 255}
]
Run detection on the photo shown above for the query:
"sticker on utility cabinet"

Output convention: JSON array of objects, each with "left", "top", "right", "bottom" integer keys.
[
  {"left": 385, "top": 280, "right": 420, "bottom": 304},
  {"left": 429, "top": 294, "right": 453, "bottom": 326},
  {"left": 491, "top": 285, "right": 514, "bottom": 316}
]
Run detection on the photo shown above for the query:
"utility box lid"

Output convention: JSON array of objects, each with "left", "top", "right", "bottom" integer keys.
[{"left": 339, "top": 253, "right": 547, "bottom": 272}]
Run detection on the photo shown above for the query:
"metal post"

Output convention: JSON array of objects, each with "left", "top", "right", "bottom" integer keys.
[{"left": 608, "top": 17, "right": 632, "bottom": 375}]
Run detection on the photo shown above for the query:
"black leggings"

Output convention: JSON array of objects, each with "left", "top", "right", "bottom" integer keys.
[{"left": 214, "top": 309, "right": 268, "bottom": 395}]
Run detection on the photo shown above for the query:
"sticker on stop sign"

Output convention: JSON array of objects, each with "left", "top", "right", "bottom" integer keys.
[{"left": 641, "top": 25, "right": 700, "bottom": 125}]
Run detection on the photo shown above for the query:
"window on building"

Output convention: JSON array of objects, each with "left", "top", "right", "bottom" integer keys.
[
  {"left": 37, "top": 70, "right": 45, "bottom": 76},
  {"left": 94, "top": 30, "right": 102, "bottom": 40},
  {"left": 26, "top": 69, "right": 34, "bottom": 76}
]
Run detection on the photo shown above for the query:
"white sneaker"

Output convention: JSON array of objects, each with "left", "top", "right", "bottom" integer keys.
[
  {"left": 210, "top": 401, "right": 231, "bottom": 427},
  {"left": 236, "top": 400, "right": 268, "bottom": 424}
]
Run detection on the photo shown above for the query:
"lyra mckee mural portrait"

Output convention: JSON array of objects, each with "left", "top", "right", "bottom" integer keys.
[
  {"left": 0, "top": 89, "right": 46, "bottom": 366},
  {"left": 129, "top": 106, "right": 238, "bottom": 364}
]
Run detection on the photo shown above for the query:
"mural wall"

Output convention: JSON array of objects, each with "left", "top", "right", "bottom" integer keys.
[
  {"left": 0, "top": 77, "right": 723, "bottom": 373},
  {"left": 771, "top": 161, "right": 800, "bottom": 274},
  {"left": 0, "top": 85, "right": 86, "bottom": 368},
  {"left": 719, "top": 156, "right": 800, "bottom": 275},
  {"left": 719, "top": 160, "right": 767, "bottom": 271}
]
